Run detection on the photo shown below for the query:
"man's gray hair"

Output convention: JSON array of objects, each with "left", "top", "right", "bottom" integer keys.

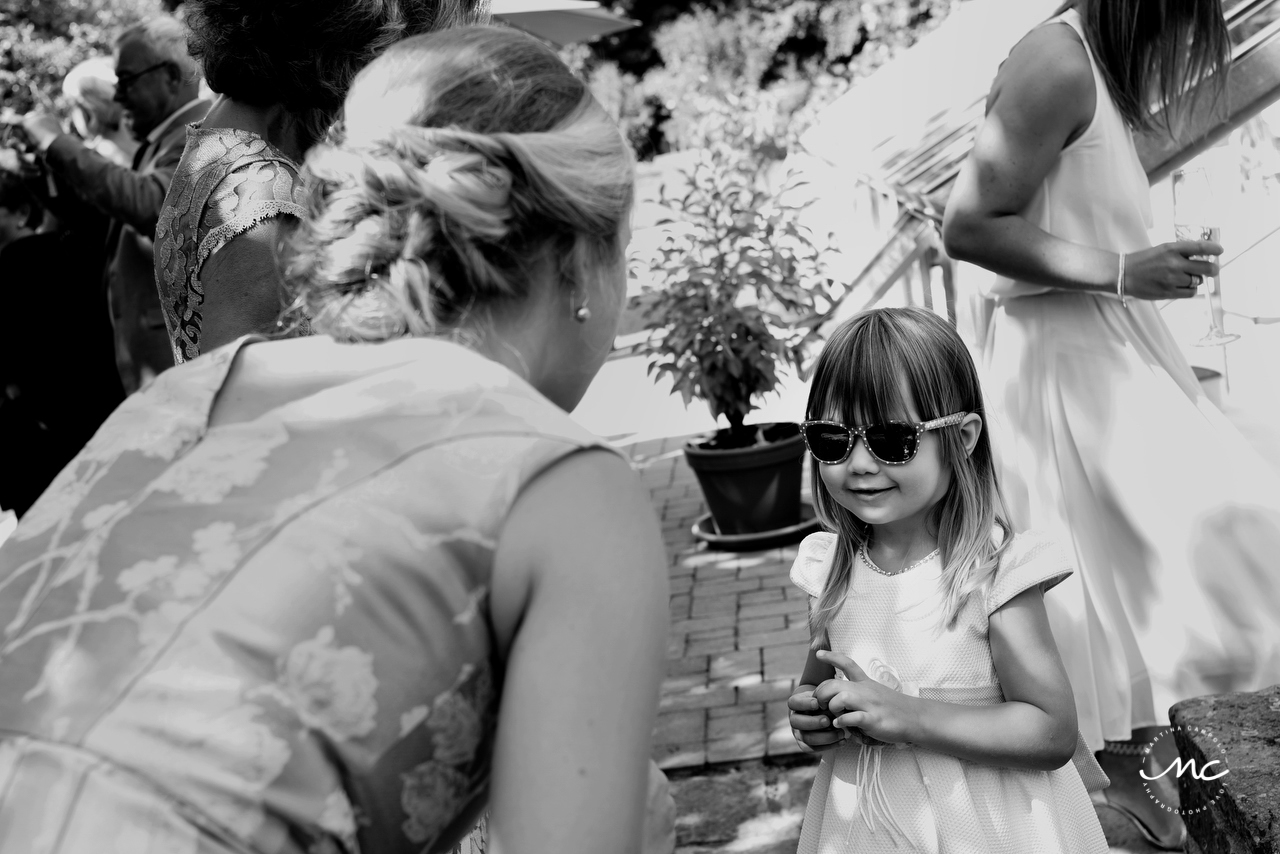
[{"left": 117, "top": 16, "right": 202, "bottom": 84}]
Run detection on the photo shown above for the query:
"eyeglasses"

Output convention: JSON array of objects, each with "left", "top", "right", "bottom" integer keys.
[
  {"left": 800, "top": 413, "right": 967, "bottom": 465},
  {"left": 115, "top": 62, "right": 171, "bottom": 92}
]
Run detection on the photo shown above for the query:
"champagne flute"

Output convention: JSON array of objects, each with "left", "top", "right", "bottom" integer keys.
[{"left": 1172, "top": 167, "right": 1239, "bottom": 346}]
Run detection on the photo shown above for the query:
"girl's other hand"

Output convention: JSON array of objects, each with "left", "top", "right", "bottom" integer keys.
[
  {"left": 812, "top": 651, "right": 917, "bottom": 746},
  {"left": 787, "top": 684, "right": 849, "bottom": 753},
  {"left": 1124, "top": 241, "right": 1223, "bottom": 300}
]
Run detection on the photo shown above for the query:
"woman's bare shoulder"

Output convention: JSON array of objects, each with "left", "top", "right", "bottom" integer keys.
[
  {"left": 988, "top": 22, "right": 1095, "bottom": 129},
  {"left": 999, "top": 22, "right": 1093, "bottom": 94}
]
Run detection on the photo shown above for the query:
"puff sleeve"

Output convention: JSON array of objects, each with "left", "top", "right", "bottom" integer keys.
[
  {"left": 789, "top": 532, "right": 837, "bottom": 598},
  {"left": 984, "top": 530, "right": 1074, "bottom": 615}
]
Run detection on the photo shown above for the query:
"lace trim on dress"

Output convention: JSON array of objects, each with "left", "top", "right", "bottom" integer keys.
[
  {"left": 195, "top": 198, "right": 306, "bottom": 279},
  {"left": 155, "top": 126, "right": 307, "bottom": 364}
]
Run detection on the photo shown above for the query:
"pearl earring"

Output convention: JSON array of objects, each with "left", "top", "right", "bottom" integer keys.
[{"left": 572, "top": 295, "right": 591, "bottom": 323}]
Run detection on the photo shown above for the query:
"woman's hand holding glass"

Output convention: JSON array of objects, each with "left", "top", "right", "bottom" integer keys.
[{"left": 1121, "top": 240, "right": 1223, "bottom": 300}]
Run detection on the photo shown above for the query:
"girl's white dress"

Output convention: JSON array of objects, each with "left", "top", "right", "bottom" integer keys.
[
  {"left": 791, "top": 530, "right": 1109, "bottom": 854},
  {"left": 983, "top": 8, "right": 1280, "bottom": 750}
]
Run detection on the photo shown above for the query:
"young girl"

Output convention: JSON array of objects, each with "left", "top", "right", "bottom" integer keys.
[{"left": 787, "top": 307, "right": 1110, "bottom": 853}]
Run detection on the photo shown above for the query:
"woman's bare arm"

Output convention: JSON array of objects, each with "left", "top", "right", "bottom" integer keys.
[
  {"left": 197, "top": 217, "right": 294, "bottom": 353},
  {"left": 941, "top": 25, "right": 1118, "bottom": 292},
  {"left": 941, "top": 25, "right": 1219, "bottom": 299},
  {"left": 488, "top": 449, "right": 669, "bottom": 854}
]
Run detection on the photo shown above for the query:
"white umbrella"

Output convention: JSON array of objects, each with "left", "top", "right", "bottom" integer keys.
[{"left": 491, "top": 0, "right": 639, "bottom": 47}]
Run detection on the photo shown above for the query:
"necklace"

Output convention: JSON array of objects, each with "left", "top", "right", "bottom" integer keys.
[{"left": 858, "top": 542, "right": 940, "bottom": 577}]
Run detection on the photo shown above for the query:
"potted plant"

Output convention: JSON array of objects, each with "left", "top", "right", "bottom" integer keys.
[{"left": 635, "top": 96, "right": 841, "bottom": 538}]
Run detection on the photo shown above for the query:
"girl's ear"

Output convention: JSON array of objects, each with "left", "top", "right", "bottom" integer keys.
[{"left": 959, "top": 412, "right": 983, "bottom": 458}]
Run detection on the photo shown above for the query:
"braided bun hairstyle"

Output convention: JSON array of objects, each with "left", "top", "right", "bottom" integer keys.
[{"left": 284, "top": 26, "right": 635, "bottom": 342}]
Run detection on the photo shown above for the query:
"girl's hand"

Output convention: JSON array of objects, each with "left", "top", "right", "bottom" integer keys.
[
  {"left": 811, "top": 651, "right": 917, "bottom": 746},
  {"left": 1123, "top": 241, "right": 1223, "bottom": 301},
  {"left": 787, "top": 684, "right": 849, "bottom": 753}
]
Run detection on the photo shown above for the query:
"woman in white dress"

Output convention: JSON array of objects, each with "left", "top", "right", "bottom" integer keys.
[{"left": 943, "top": 0, "right": 1280, "bottom": 848}]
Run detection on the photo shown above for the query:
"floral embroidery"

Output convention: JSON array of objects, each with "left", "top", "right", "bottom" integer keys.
[
  {"left": 400, "top": 705, "right": 430, "bottom": 738},
  {"left": 128, "top": 665, "right": 292, "bottom": 840},
  {"left": 118, "top": 555, "right": 181, "bottom": 595},
  {"left": 79, "top": 403, "right": 195, "bottom": 465},
  {"left": 866, "top": 658, "right": 903, "bottom": 692},
  {"left": 401, "top": 761, "right": 468, "bottom": 844},
  {"left": 276, "top": 627, "right": 379, "bottom": 742},
  {"left": 428, "top": 691, "right": 483, "bottom": 766},
  {"left": 137, "top": 601, "right": 196, "bottom": 652},
  {"left": 152, "top": 420, "right": 288, "bottom": 504},
  {"left": 319, "top": 788, "right": 359, "bottom": 849},
  {"left": 81, "top": 501, "right": 129, "bottom": 531},
  {"left": 116, "top": 522, "right": 243, "bottom": 612}
]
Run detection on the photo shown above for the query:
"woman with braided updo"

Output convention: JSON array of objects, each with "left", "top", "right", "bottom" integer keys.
[
  {"left": 155, "top": 0, "right": 490, "bottom": 365},
  {"left": 0, "top": 27, "right": 670, "bottom": 854}
]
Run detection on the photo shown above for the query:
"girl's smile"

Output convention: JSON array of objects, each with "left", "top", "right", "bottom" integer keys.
[{"left": 847, "top": 485, "right": 894, "bottom": 500}]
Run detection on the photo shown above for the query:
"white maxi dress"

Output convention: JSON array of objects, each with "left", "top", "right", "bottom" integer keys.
[{"left": 981, "top": 9, "right": 1280, "bottom": 751}]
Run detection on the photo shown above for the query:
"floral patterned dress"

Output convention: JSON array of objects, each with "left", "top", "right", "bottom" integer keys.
[{"left": 0, "top": 335, "right": 613, "bottom": 853}]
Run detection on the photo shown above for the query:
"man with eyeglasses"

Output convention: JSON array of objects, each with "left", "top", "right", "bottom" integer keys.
[{"left": 19, "top": 16, "right": 210, "bottom": 394}]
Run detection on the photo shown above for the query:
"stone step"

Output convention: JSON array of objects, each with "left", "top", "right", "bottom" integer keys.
[{"left": 1171, "top": 684, "right": 1280, "bottom": 854}]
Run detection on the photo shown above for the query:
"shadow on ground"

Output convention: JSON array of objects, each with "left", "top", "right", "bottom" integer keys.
[
  {"left": 668, "top": 756, "right": 1165, "bottom": 853},
  {"left": 670, "top": 757, "right": 818, "bottom": 854}
]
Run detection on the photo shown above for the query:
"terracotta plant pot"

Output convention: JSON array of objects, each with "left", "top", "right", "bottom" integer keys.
[{"left": 683, "top": 422, "right": 805, "bottom": 536}]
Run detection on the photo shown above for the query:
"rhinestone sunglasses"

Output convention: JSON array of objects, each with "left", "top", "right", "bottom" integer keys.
[{"left": 800, "top": 412, "right": 968, "bottom": 465}]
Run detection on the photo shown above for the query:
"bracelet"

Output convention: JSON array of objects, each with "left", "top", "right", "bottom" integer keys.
[{"left": 1116, "top": 252, "right": 1129, "bottom": 308}]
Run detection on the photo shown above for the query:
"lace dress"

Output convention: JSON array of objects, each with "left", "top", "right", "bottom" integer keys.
[
  {"left": 0, "top": 335, "right": 613, "bottom": 853},
  {"left": 155, "top": 126, "right": 307, "bottom": 365},
  {"left": 790, "top": 531, "right": 1110, "bottom": 854}
]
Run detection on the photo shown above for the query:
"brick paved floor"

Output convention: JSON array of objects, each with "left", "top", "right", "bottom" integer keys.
[
  {"left": 622, "top": 434, "right": 815, "bottom": 772},
  {"left": 625, "top": 435, "right": 1166, "bottom": 853}
]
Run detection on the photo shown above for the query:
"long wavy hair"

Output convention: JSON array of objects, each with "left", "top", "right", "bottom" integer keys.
[
  {"left": 1058, "top": 0, "right": 1231, "bottom": 133},
  {"left": 805, "top": 308, "right": 1013, "bottom": 647}
]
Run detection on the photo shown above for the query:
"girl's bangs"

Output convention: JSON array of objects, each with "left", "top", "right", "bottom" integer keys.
[{"left": 807, "top": 322, "right": 917, "bottom": 427}]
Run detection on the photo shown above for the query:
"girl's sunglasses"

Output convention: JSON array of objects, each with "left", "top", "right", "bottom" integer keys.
[{"left": 800, "top": 413, "right": 967, "bottom": 465}]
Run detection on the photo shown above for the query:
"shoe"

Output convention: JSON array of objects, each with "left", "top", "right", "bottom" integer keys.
[{"left": 1091, "top": 788, "right": 1188, "bottom": 850}]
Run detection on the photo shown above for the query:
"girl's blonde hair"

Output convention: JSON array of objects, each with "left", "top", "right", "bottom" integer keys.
[
  {"left": 283, "top": 26, "right": 635, "bottom": 341},
  {"left": 805, "top": 308, "right": 1013, "bottom": 647}
]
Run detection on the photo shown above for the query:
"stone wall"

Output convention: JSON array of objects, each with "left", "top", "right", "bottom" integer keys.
[{"left": 1172, "top": 684, "right": 1280, "bottom": 854}]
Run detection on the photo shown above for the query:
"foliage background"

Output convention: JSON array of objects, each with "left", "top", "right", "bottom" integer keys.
[
  {"left": 0, "top": 0, "right": 161, "bottom": 115},
  {"left": 573, "top": 0, "right": 962, "bottom": 158},
  {"left": 2, "top": 0, "right": 961, "bottom": 153}
]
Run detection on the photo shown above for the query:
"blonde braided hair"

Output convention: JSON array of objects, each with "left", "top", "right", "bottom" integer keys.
[{"left": 284, "top": 27, "right": 634, "bottom": 342}]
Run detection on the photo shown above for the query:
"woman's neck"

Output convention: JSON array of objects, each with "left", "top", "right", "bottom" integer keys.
[{"left": 201, "top": 95, "right": 308, "bottom": 163}]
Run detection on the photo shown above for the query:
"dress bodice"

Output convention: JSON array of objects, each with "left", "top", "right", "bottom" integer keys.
[
  {"left": 988, "top": 8, "right": 1154, "bottom": 300},
  {"left": 155, "top": 126, "right": 307, "bottom": 364},
  {"left": 0, "top": 336, "right": 610, "bottom": 853},
  {"left": 791, "top": 530, "right": 1073, "bottom": 698}
]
